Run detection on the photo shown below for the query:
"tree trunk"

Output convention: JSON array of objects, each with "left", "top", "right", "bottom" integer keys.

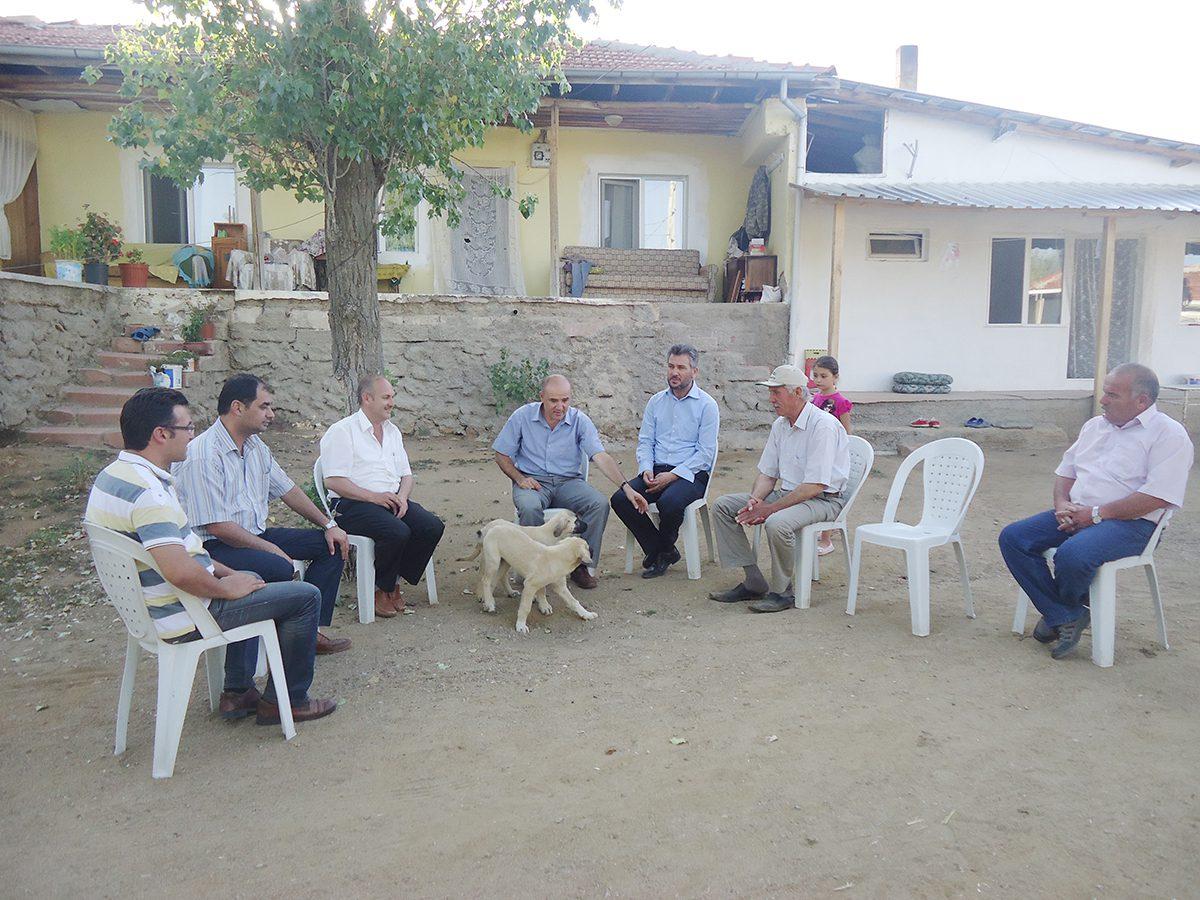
[{"left": 326, "top": 154, "right": 385, "bottom": 412}]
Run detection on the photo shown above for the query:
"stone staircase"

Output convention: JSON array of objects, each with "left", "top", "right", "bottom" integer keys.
[{"left": 25, "top": 326, "right": 223, "bottom": 448}]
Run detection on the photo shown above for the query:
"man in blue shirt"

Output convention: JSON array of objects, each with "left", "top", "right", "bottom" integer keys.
[
  {"left": 494, "top": 374, "right": 647, "bottom": 589},
  {"left": 611, "top": 344, "right": 720, "bottom": 578}
]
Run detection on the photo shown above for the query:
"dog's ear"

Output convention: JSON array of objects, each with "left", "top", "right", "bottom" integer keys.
[{"left": 553, "top": 515, "right": 568, "bottom": 538}]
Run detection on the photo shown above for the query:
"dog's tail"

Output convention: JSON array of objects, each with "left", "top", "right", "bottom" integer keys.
[{"left": 456, "top": 529, "right": 486, "bottom": 562}]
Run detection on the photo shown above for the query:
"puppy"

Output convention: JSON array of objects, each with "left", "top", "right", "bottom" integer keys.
[
  {"left": 477, "top": 530, "right": 595, "bottom": 634},
  {"left": 459, "top": 509, "right": 584, "bottom": 562}
]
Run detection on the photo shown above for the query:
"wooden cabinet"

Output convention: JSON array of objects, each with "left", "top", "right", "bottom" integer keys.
[
  {"left": 724, "top": 254, "right": 777, "bottom": 302},
  {"left": 210, "top": 222, "right": 248, "bottom": 289}
]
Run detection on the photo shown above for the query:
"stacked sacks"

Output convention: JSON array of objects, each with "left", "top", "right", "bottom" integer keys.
[{"left": 893, "top": 371, "right": 953, "bottom": 394}]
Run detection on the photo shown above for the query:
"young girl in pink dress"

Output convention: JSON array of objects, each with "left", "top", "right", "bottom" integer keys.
[{"left": 809, "top": 356, "right": 852, "bottom": 555}]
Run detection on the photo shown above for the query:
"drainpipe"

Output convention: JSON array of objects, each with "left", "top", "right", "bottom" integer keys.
[{"left": 779, "top": 78, "right": 808, "bottom": 365}]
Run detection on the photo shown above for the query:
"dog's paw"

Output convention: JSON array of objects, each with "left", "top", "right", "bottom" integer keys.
[
  {"left": 482, "top": 601, "right": 496, "bottom": 613},
  {"left": 536, "top": 599, "right": 553, "bottom": 615},
  {"left": 507, "top": 588, "right": 521, "bottom": 599},
  {"left": 515, "top": 621, "right": 530, "bottom": 634},
  {"left": 577, "top": 608, "right": 597, "bottom": 621}
]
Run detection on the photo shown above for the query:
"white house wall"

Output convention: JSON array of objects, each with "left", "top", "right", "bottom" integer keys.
[{"left": 794, "top": 201, "right": 1200, "bottom": 391}]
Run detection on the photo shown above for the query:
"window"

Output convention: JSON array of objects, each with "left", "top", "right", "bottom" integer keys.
[
  {"left": 1184, "top": 241, "right": 1200, "bottom": 325},
  {"left": 600, "top": 176, "right": 686, "bottom": 249},
  {"left": 377, "top": 192, "right": 419, "bottom": 258},
  {"left": 143, "top": 164, "right": 239, "bottom": 244},
  {"left": 988, "top": 237, "right": 1066, "bottom": 325},
  {"left": 867, "top": 232, "right": 925, "bottom": 260},
  {"left": 805, "top": 104, "right": 885, "bottom": 175}
]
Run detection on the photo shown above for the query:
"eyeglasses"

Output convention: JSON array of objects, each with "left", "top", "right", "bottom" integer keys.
[{"left": 161, "top": 423, "right": 196, "bottom": 435}]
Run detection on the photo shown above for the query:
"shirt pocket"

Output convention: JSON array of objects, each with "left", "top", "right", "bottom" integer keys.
[{"left": 1102, "top": 440, "right": 1148, "bottom": 488}]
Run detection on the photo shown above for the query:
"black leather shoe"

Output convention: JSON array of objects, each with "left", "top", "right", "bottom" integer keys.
[
  {"left": 749, "top": 592, "right": 796, "bottom": 613},
  {"left": 641, "top": 547, "right": 681, "bottom": 578},
  {"left": 1051, "top": 608, "right": 1090, "bottom": 660},
  {"left": 1032, "top": 617, "right": 1059, "bottom": 644},
  {"left": 642, "top": 551, "right": 656, "bottom": 570},
  {"left": 709, "top": 584, "right": 765, "bottom": 603}
]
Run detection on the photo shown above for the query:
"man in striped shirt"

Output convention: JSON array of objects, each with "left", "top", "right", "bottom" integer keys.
[{"left": 85, "top": 388, "right": 336, "bottom": 724}]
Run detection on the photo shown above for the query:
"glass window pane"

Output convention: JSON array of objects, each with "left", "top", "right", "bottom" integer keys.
[
  {"left": 146, "top": 172, "right": 187, "bottom": 244},
  {"left": 988, "top": 238, "right": 1025, "bottom": 324},
  {"left": 1184, "top": 241, "right": 1200, "bottom": 325},
  {"left": 643, "top": 178, "right": 684, "bottom": 249},
  {"left": 193, "top": 166, "right": 238, "bottom": 245},
  {"left": 601, "top": 179, "right": 638, "bottom": 249},
  {"left": 1027, "top": 238, "right": 1065, "bottom": 324}
]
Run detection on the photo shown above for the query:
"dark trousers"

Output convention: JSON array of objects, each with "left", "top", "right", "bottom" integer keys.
[
  {"left": 192, "top": 580, "right": 321, "bottom": 705},
  {"left": 611, "top": 465, "right": 709, "bottom": 560},
  {"left": 204, "top": 527, "right": 344, "bottom": 626},
  {"left": 998, "top": 510, "right": 1157, "bottom": 627},
  {"left": 332, "top": 499, "right": 445, "bottom": 592}
]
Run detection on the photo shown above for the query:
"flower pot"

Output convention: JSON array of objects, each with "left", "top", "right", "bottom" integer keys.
[
  {"left": 199, "top": 320, "right": 216, "bottom": 341},
  {"left": 118, "top": 262, "right": 150, "bottom": 288},
  {"left": 83, "top": 261, "right": 110, "bottom": 286},
  {"left": 55, "top": 259, "right": 83, "bottom": 282}
]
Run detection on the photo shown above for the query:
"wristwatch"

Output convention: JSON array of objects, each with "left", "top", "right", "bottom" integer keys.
[
  {"left": 324, "top": 519, "right": 337, "bottom": 530},
  {"left": 1091, "top": 506, "right": 1102, "bottom": 524}
]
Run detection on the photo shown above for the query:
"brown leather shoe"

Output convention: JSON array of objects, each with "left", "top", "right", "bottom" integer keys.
[
  {"left": 316, "top": 631, "right": 352, "bottom": 654},
  {"left": 570, "top": 564, "right": 598, "bottom": 589},
  {"left": 218, "top": 686, "right": 261, "bottom": 720},
  {"left": 387, "top": 586, "right": 407, "bottom": 613},
  {"left": 255, "top": 696, "right": 338, "bottom": 726},
  {"left": 374, "top": 588, "right": 398, "bottom": 618}
]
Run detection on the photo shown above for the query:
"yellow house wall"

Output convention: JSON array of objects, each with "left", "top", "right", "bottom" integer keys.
[{"left": 32, "top": 111, "right": 771, "bottom": 296}]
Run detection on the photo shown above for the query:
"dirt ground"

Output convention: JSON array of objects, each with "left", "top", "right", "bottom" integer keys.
[{"left": 0, "top": 425, "right": 1197, "bottom": 898}]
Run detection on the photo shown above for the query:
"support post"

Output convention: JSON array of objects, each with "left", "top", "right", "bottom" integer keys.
[
  {"left": 250, "top": 188, "right": 265, "bottom": 290},
  {"left": 1093, "top": 215, "right": 1117, "bottom": 414},
  {"left": 549, "top": 101, "right": 560, "bottom": 296},
  {"left": 827, "top": 200, "right": 845, "bottom": 358}
]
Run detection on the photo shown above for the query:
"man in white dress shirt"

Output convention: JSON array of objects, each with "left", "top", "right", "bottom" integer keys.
[
  {"left": 709, "top": 365, "right": 850, "bottom": 613},
  {"left": 1000, "top": 363, "right": 1193, "bottom": 659},
  {"left": 319, "top": 374, "right": 445, "bottom": 620}
]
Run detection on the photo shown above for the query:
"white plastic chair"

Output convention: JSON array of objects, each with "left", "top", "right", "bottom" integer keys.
[
  {"left": 513, "top": 454, "right": 597, "bottom": 574},
  {"left": 624, "top": 444, "right": 719, "bottom": 580},
  {"left": 1011, "top": 511, "right": 1173, "bottom": 667},
  {"left": 85, "top": 522, "right": 295, "bottom": 779},
  {"left": 750, "top": 436, "right": 875, "bottom": 607},
  {"left": 313, "top": 458, "right": 439, "bottom": 625},
  {"left": 846, "top": 438, "right": 985, "bottom": 636}
]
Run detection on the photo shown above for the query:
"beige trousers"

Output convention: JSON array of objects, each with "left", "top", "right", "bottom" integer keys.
[{"left": 713, "top": 489, "right": 846, "bottom": 593}]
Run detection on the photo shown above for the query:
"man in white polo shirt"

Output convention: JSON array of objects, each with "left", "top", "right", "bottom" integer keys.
[
  {"left": 709, "top": 364, "right": 850, "bottom": 613},
  {"left": 1000, "top": 363, "right": 1193, "bottom": 660},
  {"left": 319, "top": 374, "right": 445, "bottom": 620}
]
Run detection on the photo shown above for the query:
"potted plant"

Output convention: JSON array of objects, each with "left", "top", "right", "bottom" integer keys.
[
  {"left": 181, "top": 302, "right": 218, "bottom": 344},
  {"left": 48, "top": 225, "right": 85, "bottom": 282},
  {"left": 118, "top": 247, "right": 150, "bottom": 288},
  {"left": 78, "top": 206, "right": 123, "bottom": 286}
]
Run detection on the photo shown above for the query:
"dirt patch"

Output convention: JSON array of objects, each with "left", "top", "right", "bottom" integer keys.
[{"left": 0, "top": 428, "right": 1197, "bottom": 896}]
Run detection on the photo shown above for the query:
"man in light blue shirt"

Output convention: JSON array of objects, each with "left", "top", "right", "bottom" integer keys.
[
  {"left": 494, "top": 374, "right": 647, "bottom": 589},
  {"left": 611, "top": 344, "right": 719, "bottom": 578}
]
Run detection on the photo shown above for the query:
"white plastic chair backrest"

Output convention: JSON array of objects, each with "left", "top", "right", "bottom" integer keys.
[
  {"left": 1140, "top": 509, "right": 1173, "bottom": 560},
  {"left": 882, "top": 437, "right": 984, "bottom": 534},
  {"left": 702, "top": 440, "right": 720, "bottom": 502},
  {"left": 312, "top": 457, "right": 335, "bottom": 519},
  {"left": 836, "top": 436, "right": 875, "bottom": 523},
  {"left": 84, "top": 521, "right": 222, "bottom": 645}
]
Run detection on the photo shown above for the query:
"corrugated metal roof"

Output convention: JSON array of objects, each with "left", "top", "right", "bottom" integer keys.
[{"left": 800, "top": 182, "right": 1200, "bottom": 213}]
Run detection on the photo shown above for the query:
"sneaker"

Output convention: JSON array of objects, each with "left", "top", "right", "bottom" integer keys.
[
  {"left": 1051, "top": 609, "right": 1091, "bottom": 660},
  {"left": 749, "top": 592, "right": 796, "bottom": 613},
  {"left": 1032, "top": 617, "right": 1059, "bottom": 644}
]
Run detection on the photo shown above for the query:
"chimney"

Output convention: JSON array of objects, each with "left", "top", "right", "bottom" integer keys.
[{"left": 896, "top": 45, "right": 918, "bottom": 91}]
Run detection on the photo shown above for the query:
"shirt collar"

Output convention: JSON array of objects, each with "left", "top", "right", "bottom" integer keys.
[
  {"left": 664, "top": 381, "right": 703, "bottom": 402},
  {"left": 354, "top": 408, "right": 375, "bottom": 432},
  {"left": 1108, "top": 404, "right": 1159, "bottom": 431},
  {"left": 118, "top": 450, "right": 174, "bottom": 485},
  {"left": 532, "top": 402, "right": 575, "bottom": 429},
  {"left": 210, "top": 417, "right": 242, "bottom": 455},
  {"left": 788, "top": 402, "right": 816, "bottom": 431}
]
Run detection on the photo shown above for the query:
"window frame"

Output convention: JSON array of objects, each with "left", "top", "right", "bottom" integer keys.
[
  {"left": 598, "top": 174, "right": 688, "bottom": 250},
  {"left": 376, "top": 194, "right": 427, "bottom": 264},
  {"left": 1183, "top": 239, "right": 1200, "bottom": 326},
  {"left": 865, "top": 230, "right": 927, "bottom": 261},
  {"left": 142, "top": 162, "right": 240, "bottom": 245},
  {"left": 985, "top": 234, "right": 1069, "bottom": 327}
]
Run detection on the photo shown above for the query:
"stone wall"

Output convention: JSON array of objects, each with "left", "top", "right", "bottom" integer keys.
[{"left": 229, "top": 291, "right": 788, "bottom": 446}]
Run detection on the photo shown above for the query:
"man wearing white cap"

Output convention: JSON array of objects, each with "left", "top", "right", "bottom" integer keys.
[{"left": 709, "top": 364, "right": 850, "bottom": 612}]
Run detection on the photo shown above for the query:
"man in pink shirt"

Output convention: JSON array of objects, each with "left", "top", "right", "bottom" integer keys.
[{"left": 999, "top": 364, "right": 1193, "bottom": 659}]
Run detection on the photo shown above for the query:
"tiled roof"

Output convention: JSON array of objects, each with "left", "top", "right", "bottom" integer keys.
[
  {"left": 0, "top": 18, "right": 118, "bottom": 51},
  {"left": 562, "top": 40, "right": 833, "bottom": 77}
]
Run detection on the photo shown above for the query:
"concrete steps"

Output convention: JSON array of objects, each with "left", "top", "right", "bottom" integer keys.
[{"left": 24, "top": 425, "right": 122, "bottom": 448}]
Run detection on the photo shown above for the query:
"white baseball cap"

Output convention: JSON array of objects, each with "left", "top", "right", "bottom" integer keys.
[{"left": 756, "top": 365, "right": 808, "bottom": 388}]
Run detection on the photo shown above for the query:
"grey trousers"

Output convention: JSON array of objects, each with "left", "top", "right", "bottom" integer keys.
[
  {"left": 513, "top": 475, "right": 610, "bottom": 564},
  {"left": 713, "top": 489, "right": 846, "bottom": 593}
]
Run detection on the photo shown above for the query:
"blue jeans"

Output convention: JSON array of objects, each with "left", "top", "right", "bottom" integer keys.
[
  {"left": 184, "top": 579, "right": 321, "bottom": 705},
  {"left": 998, "top": 510, "right": 1157, "bottom": 627}
]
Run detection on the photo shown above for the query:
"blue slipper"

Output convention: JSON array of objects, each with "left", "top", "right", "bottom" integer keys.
[
  {"left": 129, "top": 326, "right": 161, "bottom": 342},
  {"left": 963, "top": 416, "right": 992, "bottom": 428}
]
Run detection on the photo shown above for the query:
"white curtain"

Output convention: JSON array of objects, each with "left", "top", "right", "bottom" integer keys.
[
  {"left": 0, "top": 102, "right": 38, "bottom": 260},
  {"left": 432, "top": 164, "right": 525, "bottom": 296}
]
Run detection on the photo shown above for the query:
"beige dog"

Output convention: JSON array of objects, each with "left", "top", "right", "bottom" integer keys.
[
  {"left": 459, "top": 509, "right": 583, "bottom": 563},
  {"left": 477, "top": 529, "right": 596, "bottom": 634}
]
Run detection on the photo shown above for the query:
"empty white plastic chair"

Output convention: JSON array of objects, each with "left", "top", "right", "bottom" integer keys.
[
  {"left": 750, "top": 435, "right": 875, "bottom": 607},
  {"left": 85, "top": 522, "right": 295, "bottom": 779},
  {"left": 846, "top": 437, "right": 984, "bottom": 636},
  {"left": 1011, "top": 511, "right": 1172, "bottom": 667},
  {"left": 313, "top": 458, "right": 439, "bottom": 625},
  {"left": 624, "top": 444, "right": 719, "bottom": 580}
]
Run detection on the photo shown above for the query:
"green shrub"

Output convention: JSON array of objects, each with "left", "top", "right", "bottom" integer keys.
[{"left": 487, "top": 350, "right": 550, "bottom": 414}]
